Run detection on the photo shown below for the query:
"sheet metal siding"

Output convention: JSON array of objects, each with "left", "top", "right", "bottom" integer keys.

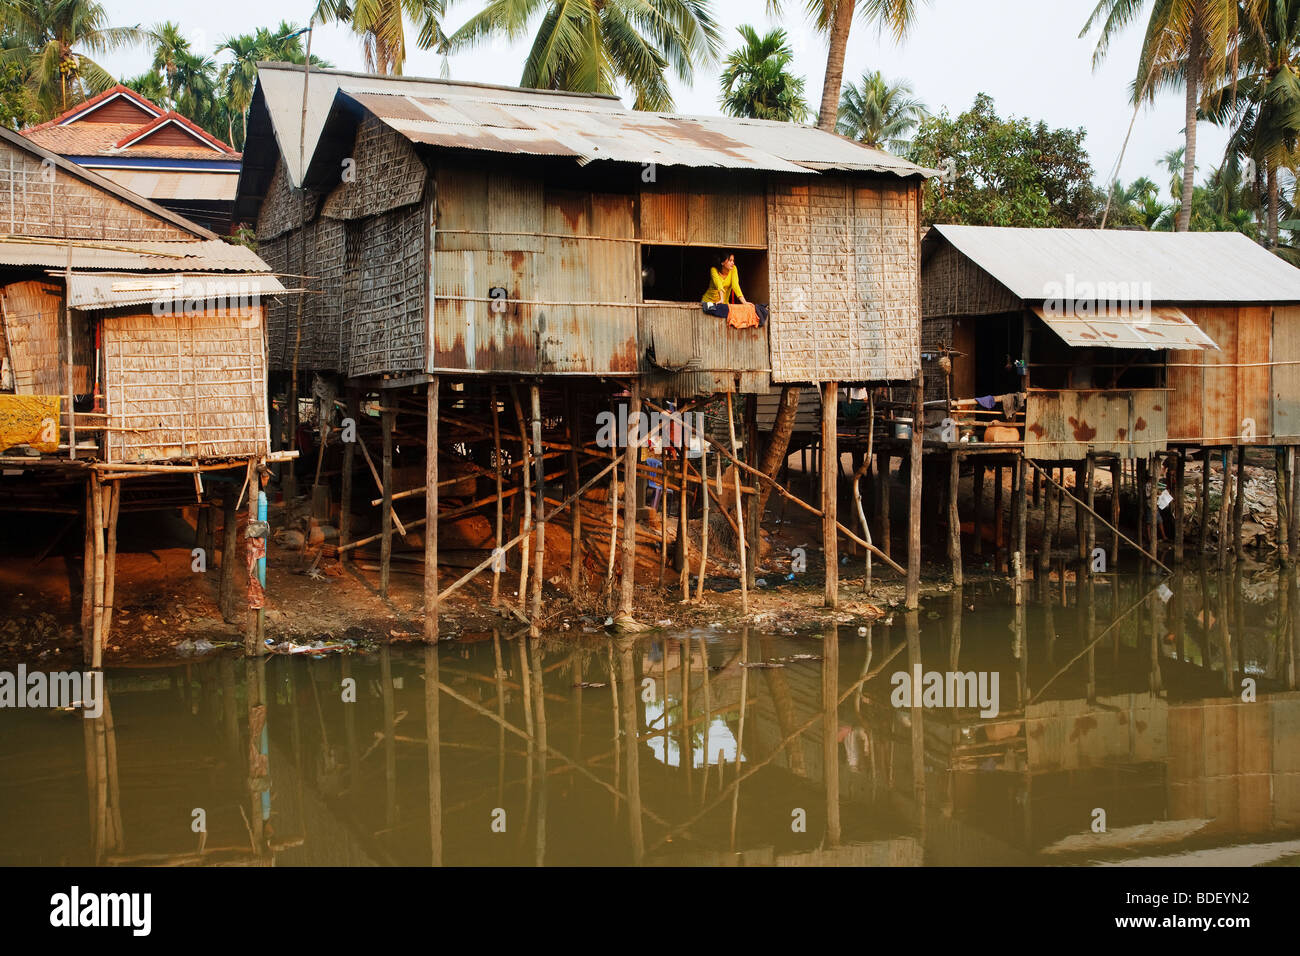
[
  {"left": 638, "top": 304, "right": 770, "bottom": 396},
  {"left": 768, "top": 175, "right": 920, "bottom": 383},
  {"left": 931, "top": 225, "right": 1300, "bottom": 304},
  {"left": 1031, "top": 305, "right": 1219, "bottom": 351},
  {"left": 1025, "top": 389, "right": 1168, "bottom": 460},
  {"left": 0, "top": 236, "right": 271, "bottom": 272},
  {"left": 1274, "top": 305, "right": 1300, "bottom": 440},
  {"left": 1170, "top": 307, "right": 1272, "bottom": 443}
]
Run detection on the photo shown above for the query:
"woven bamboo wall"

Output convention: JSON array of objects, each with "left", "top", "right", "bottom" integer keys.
[
  {"left": 256, "top": 160, "right": 321, "bottom": 241},
  {"left": 0, "top": 139, "right": 194, "bottom": 241},
  {"left": 921, "top": 242, "right": 1020, "bottom": 319},
  {"left": 349, "top": 203, "right": 426, "bottom": 378},
  {"left": 103, "top": 306, "right": 269, "bottom": 463},
  {"left": 0, "top": 280, "right": 91, "bottom": 394},
  {"left": 767, "top": 174, "right": 921, "bottom": 384},
  {"left": 320, "top": 115, "right": 425, "bottom": 220}
]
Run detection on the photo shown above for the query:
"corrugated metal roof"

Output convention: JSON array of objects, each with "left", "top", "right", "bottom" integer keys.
[
  {"left": 249, "top": 62, "right": 937, "bottom": 189},
  {"left": 1030, "top": 304, "right": 1220, "bottom": 351},
  {"left": 65, "top": 272, "right": 285, "bottom": 310},
  {"left": 94, "top": 169, "right": 238, "bottom": 202},
  {"left": 0, "top": 236, "right": 272, "bottom": 271},
  {"left": 931, "top": 224, "right": 1300, "bottom": 304}
]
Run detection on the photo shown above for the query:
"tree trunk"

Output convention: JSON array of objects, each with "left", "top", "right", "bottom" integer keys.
[
  {"left": 1176, "top": 22, "right": 1201, "bottom": 233},
  {"left": 755, "top": 385, "right": 800, "bottom": 520},
  {"left": 817, "top": 0, "right": 856, "bottom": 131},
  {"left": 1268, "top": 163, "right": 1279, "bottom": 248}
]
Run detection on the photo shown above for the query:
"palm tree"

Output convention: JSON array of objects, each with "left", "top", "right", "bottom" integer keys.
[
  {"left": 121, "top": 69, "right": 165, "bottom": 104},
  {"left": 767, "top": 0, "right": 929, "bottom": 132},
  {"left": 313, "top": 0, "right": 449, "bottom": 75},
  {"left": 0, "top": 0, "right": 143, "bottom": 119},
  {"left": 146, "top": 21, "right": 188, "bottom": 107},
  {"left": 219, "top": 23, "right": 326, "bottom": 148},
  {"left": 719, "top": 25, "right": 809, "bottom": 122},
  {"left": 1202, "top": 0, "right": 1300, "bottom": 247},
  {"left": 1159, "top": 145, "right": 1187, "bottom": 201},
  {"left": 836, "top": 69, "right": 925, "bottom": 151},
  {"left": 1081, "top": 0, "right": 1266, "bottom": 232},
  {"left": 444, "top": 0, "right": 721, "bottom": 111}
]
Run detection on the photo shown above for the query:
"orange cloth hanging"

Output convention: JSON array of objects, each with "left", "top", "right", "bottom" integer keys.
[{"left": 726, "top": 303, "right": 760, "bottom": 329}]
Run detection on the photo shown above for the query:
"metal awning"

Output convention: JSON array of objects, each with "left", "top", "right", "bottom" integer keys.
[
  {"left": 65, "top": 272, "right": 286, "bottom": 311},
  {"left": 1030, "top": 305, "right": 1220, "bottom": 351}
]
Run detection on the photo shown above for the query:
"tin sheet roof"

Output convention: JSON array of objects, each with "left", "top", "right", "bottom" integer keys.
[
  {"left": 65, "top": 272, "right": 284, "bottom": 310},
  {"left": 0, "top": 236, "right": 272, "bottom": 272},
  {"left": 248, "top": 62, "right": 937, "bottom": 189},
  {"left": 930, "top": 224, "right": 1300, "bottom": 304},
  {"left": 1030, "top": 305, "right": 1221, "bottom": 351}
]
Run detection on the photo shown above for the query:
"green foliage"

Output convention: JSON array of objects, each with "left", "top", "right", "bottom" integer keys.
[
  {"left": 718, "top": 24, "right": 808, "bottom": 122},
  {"left": 907, "top": 93, "right": 1102, "bottom": 227},
  {"left": 835, "top": 69, "right": 925, "bottom": 151}
]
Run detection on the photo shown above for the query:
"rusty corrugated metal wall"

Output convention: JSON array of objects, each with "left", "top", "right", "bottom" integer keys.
[
  {"left": 1273, "top": 305, "right": 1300, "bottom": 441},
  {"left": 1168, "top": 306, "right": 1273, "bottom": 444},
  {"left": 1024, "top": 389, "right": 1167, "bottom": 460}
]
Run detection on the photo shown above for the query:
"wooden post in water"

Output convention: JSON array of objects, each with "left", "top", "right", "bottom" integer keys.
[
  {"left": 530, "top": 384, "right": 545, "bottom": 629},
  {"left": 1110, "top": 459, "right": 1121, "bottom": 569},
  {"left": 567, "top": 391, "right": 582, "bottom": 595},
  {"left": 906, "top": 374, "right": 923, "bottom": 609},
  {"left": 822, "top": 382, "right": 839, "bottom": 608},
  {"left": 1291, "top": 447, "right": 1300, "bottom": 564},
  {"left": 512, "top": 386, "right": 532, "bottom": 613},
  {"left": 679, "top": 443, "right": 690, "bottom": 601},
  {"left": 90, "top": 474, "right": 105, "bottom": 669},
  {"left": 1232, "top": 444, "right": 1246, "bottom": 562},
  {"left": 948, "top": 450, "right": 962, "bottom": 587},
  {"left": 380, "top": 406, "right": 395, "bottom": 599},
  {"left": 1013, "top": 457, "right": 1028, "bottom": 606},
  {"left": 972, "top": 462, "right": 984, "bottom": 559},
  {"left": 620, "top": 384, "right": 640, "bottom": 617},
  {"left": 1147, "top": 453, "right": 1159, "bottom": 568},
  {"left": 1173, "top": 450, "right": 1186, "bottom": 565},
  {"left": 822, "top": 629, "right": 841, "bottom": 846},
  {"left": 1217, "top": 448, "right": 1231, "bottom": 570},
  {"left": 1039, "top": 462, "right": 1056, "bottom": 578},
  {"left": 1083, "top": 453, "right": 1096, "bottom": 578},
  {"left": 727, "top": 392, "right": 749, "bottom": 613},
  {"left": 339, "top": 387, "right": 359, "bottom": 563},
  {"left": 993, "top": 465, "right": 1005, "bottom": 572},
  {"left": 81, "top": 482, "right": 94, "bottom": 661},
  {"left": 102, "top": 482, "right": 120, "bottom": 646},
  {"left": 425, "top": 378, "right": 439, "bottom": 643},
  {"left": 490, "top": 384, "right": 504, "bottom": 604}
]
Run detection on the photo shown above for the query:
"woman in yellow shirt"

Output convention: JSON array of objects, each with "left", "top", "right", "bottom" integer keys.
[{"left": 702, "top": 253, "right": 747, "bottom": 305}]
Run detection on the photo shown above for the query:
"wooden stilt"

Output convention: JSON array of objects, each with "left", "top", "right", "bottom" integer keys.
[
  {"left": 620, "top": 383, "right": 640, "bottom": 616},
  {"left": 567, "top": 391, "right": 582, "bottom": 595},
  {"left": 696, "top": 442, "right": 709, "bottom": 603},
  {"left": 679, "top": 443, "right": 690, "bottom": 601},
  {"left": 1277, "top": 448, "right": 1290, "bottom": 563},
  {"left": 529, "top": 384, "right": 545, "bottom": 629},
  {"left": 512, "top": 386, "right": 532, "bottom": 613},
  {"left": 1084, "top": 453, "right": 1096, "bottom": 577},
  {"left": 1147, "top": 453, "right": 1159, "bottom": 565},
  {"left": 1173, "top": 450, "right": 1186, "bottom": 565},
  {"left": 606, "top": 400, "right": 619, "bottom": 591},
  {"left": 1075, "top": 465, "right": 1086, "bottom": 562},
  {"left": 878, "top": 453, "right": 892, "bottom": 559},
  {"left": 1290, "top": 447, "right": 1300, "bottom": 563},
  {"left": 102, "top": 482, "right": 120, "bottom": 646},
  {"left": 1217, "top": 449, "right": 1231, "bottom": 570},
  {"left": 1013, "top": 457, "right": 1028, "bottom": 605},
  {"left": 972, "top": 462, "right": 984, "bottom": 558},
  {"left": 339, "top": 387, "right": 359, "bottom": 563},
  {"left": 1110, "top": 459, "right": 1121, "bottom": 569},
  {"left": 90, "top": 475, "right": 105, "bottom": 670},
  {"left": 81, "top": 481, "right": 94, "bottom": 661},
  {"left": 948, "top": 450, "right": 962, "bottom": 587},
  {"left": 906, "top": 374, "right": 923, "bottom": 609},
  {"left": 1136, "top": 456, "right": 1148, "bottom": 558},
  {"left": 727, "top": 393, "right": 749, "bottom": 613},
  {"left": 993, "top": 465, "right": 1005, "bottom": 571},
  {"left": 380, "top": 407, "right": 394, "bottom": 600},
  {"left": 491, "top": 384, "right": 504, "bottom": 604},
  {"left": 1038, "top": 462, "right": 1055, "bottom": 578},
  {"left": 1199, "top": 451, "right": 1210, "bottom": 556},
  {"left": 822, "top": 382, "right": 839, "bottom": 608},
  {"left": 658, "top": 442, "right": 668, "bottom": 587},
  {"left": 425, "top": 379, "right": 439, "bottom": 644},
  {"left": 1232, "top": 444, "right": 1246, "bottom": 561}
]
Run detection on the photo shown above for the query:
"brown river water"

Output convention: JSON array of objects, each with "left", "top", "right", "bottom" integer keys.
[{"left": 3, "top": 569, "right": 1298, "bottom": 866}]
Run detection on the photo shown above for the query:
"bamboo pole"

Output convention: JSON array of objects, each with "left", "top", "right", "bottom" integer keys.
[
  {"left": 90, "top": 474, "right": 104, "bottom": 669},
  {"left": 1026, "top": 459, "right": 1170, "bottom": 573},
  {"left": 1173, "top": 450, "right": 1186, "bottom": 565},
  {"left": 512, "top": 386, "right": 532, "bottom": 615},
  {"left": 567, "top": 391, "right": 582, "bottom": 595},
  {"left": 339, "top": 387, "right": 359, "bottom": 561},
  {"left": 948, "top": 450, "right": 962, "bottom": 587},
  {"left": 529, "top": 384, "right": 545, "bottom": 630},
  {"left": 679, "top": 445, "right": 690, "bottom": 602},
  {"left": 727, "top": 393, "right": 749, "bottom": 613},
  {"left": 491, "top": 385, "right": 504, "bottom": 605},
  {"left": 102, "top": 481, "right": 120, "bottom": 646},
  {"left": 1084, "top": 453, "right": 1096, "bottom": 577},
  {"left": 425, "top": 379, "right": 439, "bottom": 643},
  {"left": 1217, "top": 449, "right": 1231, "bottom": 570},
  {"left": 380, "top": 408, "right": 394, "bottom": 600},
  {"left": 906, "top": 374, "right": 923, "bottom": 609},
  {"left": 1232, "top": 444, "right": 1246, "bottom": 561},
  {"left": 822, "top": 382, "right": 838, "bottom": 608},
  {"left": 620, "top": 384, "right": 641, "bottom": 617},
  {"left": 696, "top": 442, "right": 709, "bottom": 603}
]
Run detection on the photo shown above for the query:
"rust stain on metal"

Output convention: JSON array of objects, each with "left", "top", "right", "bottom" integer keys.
[
  {"left": 1068, "top": 416, "right": 1097, "bottom": 442},
  {"left": 1152, "top": 404, "right": 1162, "bottom": 412},
  {"left": 1117, "top": 428, "right": 1127, "bottom": 440},
  {"left": 1028, "top": 423, "right": 1045, "bottom": 438},
  {"left": 1135, "top": 417, "right": 1147, "bottom": 432}
]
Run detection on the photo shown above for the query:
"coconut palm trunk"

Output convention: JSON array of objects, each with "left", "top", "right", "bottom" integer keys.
[
  {"left": 755, "top": 386, "right": 801, "bottom": 520},
  {"left": 1177, "top": 14, "right": 1203, "bottom": 232},
  {"left": 1269, "top": 162, "right": 1280, "bottom": 247},
  {"left": 817, "top": 0, "right": 856, "bottom": 130}
]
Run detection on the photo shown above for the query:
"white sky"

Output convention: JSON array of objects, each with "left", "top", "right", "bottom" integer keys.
[{"left": 95, "top": 0, "right": 1229, "bottom": 188}]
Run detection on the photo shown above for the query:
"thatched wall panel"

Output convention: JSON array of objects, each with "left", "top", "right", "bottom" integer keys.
[
  {"left": 320, "top": 115, "right": 425, "bottom": 221},
  {"left": 0, "top": 138, "right": 194, "bottom": 241},
  {"left": 349, "top": 203, "right": 426, "bottom": 377},
  {"left": 921, "top": 242, "right": 1020, "bottom": 319},
  {"left": 103, "top": 307, "right": 269, "bottom": 463},
  {"left": 256, "top": 160, "right": 322, "bottom": 241}
]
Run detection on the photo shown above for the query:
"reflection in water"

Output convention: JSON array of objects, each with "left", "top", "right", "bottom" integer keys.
[{"left": 2, "top": 569, "right": 1299, "bottom": 866}]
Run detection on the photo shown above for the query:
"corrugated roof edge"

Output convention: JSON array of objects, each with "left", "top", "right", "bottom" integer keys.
[
  {"left": 254, "top": 61, "right": 624, "bottom": 102},
  {"left": 0, "top": 124, "right": 215, "bottom": 240}
]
